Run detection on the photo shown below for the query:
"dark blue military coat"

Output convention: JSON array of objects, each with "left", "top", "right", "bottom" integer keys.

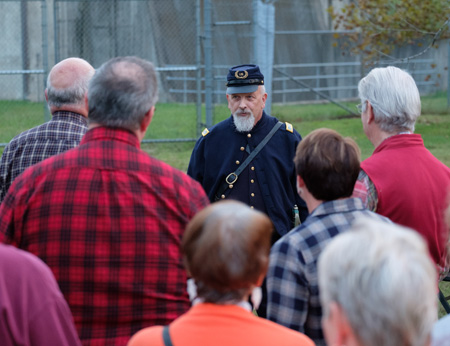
[{"left": 187, "top": 111, "right": 307, "bottom": 236}]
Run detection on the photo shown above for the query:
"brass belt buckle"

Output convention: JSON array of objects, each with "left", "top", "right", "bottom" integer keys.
[{"left": 226, "top": 172, "right": 238, "bottom": 185}]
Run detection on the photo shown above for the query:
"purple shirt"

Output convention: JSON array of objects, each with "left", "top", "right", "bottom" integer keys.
[{"left": 0, "top": 244, "right": 81, "bottom": 346}]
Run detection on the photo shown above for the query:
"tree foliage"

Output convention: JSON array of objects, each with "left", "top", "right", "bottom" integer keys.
[{"left": 328, "top": 0, "right": 450, "bottom": 63}]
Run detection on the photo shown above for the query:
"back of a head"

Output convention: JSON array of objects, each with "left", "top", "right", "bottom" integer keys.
[
  {"left": 87, "top": 56, "right": 158, "bottom": 131},
  {"left": 182, "top": 200, "right": 273, "bottom": 303},
  {"left": 318, "top": 218, "right": 437, "bottom": 346},
  {"left": 294, "top": 128, "right": 360, "bottom": 201},
  {"left": 46, "top": 57, "right": 95, "bottom": 109},
  {"left": 358, "top": 66, "right": 421, "bottom": 133}
]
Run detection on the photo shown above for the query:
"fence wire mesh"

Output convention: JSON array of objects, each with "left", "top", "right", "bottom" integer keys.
[
  {"left": 0, "top": 0, "right": 447, "bottom": 155},
  {"left": 0, "top": 1, "right": 46, "bottom": 102}
]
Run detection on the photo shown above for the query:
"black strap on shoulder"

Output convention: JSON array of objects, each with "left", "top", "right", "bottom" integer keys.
[
  {"left": 162, "top": 326, "right": 174, "bottom": 346},
  {"left": 214, "top": 121, "right": 283, "bottom": 201}
]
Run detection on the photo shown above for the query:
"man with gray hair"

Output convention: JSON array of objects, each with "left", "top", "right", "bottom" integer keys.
[
  {"left": 0, "top": 57, "right": 95, "bottom": 202},
  {"left": 188, "top": 64, "right": 307, "bottom": 240},
  {"left": 353, "top": 66, "right": 450, "bottom": 275},
  {"left": 187, "top": 64, "right": 307, "bottom": 318},
  {"left": 0, "top": 56, "right": 209, "bottom": 345},
  {"left": 318, "top": 218, "right": 437, "bottom": 346}
]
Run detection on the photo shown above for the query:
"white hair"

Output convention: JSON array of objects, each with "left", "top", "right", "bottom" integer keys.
[
  {"left": 358, "top": 66, "right": 421, "bottom": 133},
  {"left": 232, "top": 111, "right": 255, "bottom": 132},
  {"left": 318, "top": 217, "right": 437, "bottom": 346}
]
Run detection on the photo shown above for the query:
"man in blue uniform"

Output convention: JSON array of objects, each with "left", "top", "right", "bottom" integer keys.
[{"left": 188, "top": 64, "right": 307, "bottom": 239}]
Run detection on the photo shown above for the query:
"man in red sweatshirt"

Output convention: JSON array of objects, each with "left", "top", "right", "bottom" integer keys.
[{"left": 353, "top": 66, "right": 450, "bottom": 276}]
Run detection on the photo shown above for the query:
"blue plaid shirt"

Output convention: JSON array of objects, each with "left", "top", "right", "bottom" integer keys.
[
  {"left": 0, "top": 111, "right": 87, "bottom": 202},
  {"left": 266, "top": 198, "right": 389, "bottom": 346}
]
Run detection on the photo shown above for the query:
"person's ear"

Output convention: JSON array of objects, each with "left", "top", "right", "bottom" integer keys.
[
  {"left": 262, "top": 92, "right": 268, "bottom": 106},
  {"left": 326, "top": 302, "right": 355, "bottom": 346},
  {"left": 366, "top": 101, "right": 375, "bottom": 124},
  {"left": 45, "top": 89, "right": 49, "bottom": 103},
  {"left": 297, "top": 175, "right": 306, "bottom": 188},
  {"left": 226, "top": 94, "right": 233, "bottom": 110},
  {"left": 140, "top": 106, "right": 155, "bottom": 133},
  {"left": 256, "top": 271, "right": 266, "bottom": 287},
  {"left": 84, "top": 93, "right": 89, "bottom": 113}
]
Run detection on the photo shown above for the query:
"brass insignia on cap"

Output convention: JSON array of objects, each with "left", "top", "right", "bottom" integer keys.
[
  {"left": 202, "top": 128, "right": 210, "bottom": 137},
  {"left": 285, "top": 122, "right": 293, "bottom": 133},
  {"left": 235, "top": 70, "right": 248, "bottom": 79}
]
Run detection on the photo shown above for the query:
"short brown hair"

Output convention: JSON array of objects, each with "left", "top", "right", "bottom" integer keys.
[
  {"left": 294, "top": 128, "right": 360, "bottom": 201},
  {"left": 182, "top": 200, "right": 273, "bottom": 303}
]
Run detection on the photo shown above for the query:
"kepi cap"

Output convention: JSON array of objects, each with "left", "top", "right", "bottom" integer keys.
[{"left": 226, "top": 64, "right": 264, "bottom": 94}]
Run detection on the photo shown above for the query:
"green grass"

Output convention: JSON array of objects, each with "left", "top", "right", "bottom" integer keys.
[
  {"left": 2, "top": 95, "right": 450, "bottom": 317},
  {"left": 0, "top": 100, "right": 47, "bottom": 141},
  {"left": 1, "top": 93, "right": 449, "bottom": 172},
  {"left": 439, "top": 281, "right": 450, "bottom": 318}
]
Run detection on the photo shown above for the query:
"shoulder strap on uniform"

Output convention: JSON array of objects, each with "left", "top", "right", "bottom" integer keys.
[
  {"left": 214, "top": 121, "right": 283, "bottom": 201},
  {"left": 162, "top": 326, "right": 174, "bottom": 346},
  {"left": 202, "top": 128, "right": 210, "bottom": 137},
  {"left": 285, "top": 122, "right": 293, "bottom": 133}
]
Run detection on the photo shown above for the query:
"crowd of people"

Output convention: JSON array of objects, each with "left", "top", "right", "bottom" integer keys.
[{"left": 0, "top": 57, "right": 449, "bottom": 346}]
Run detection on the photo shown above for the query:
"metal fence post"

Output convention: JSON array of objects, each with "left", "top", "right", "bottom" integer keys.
[
  {"left": 42, "top": 0, "right": 50, "bottom": 122},
  {"left": 315, "top": 65, "right": 319, "bottom": 101},
  {"left": 196, "top": 0, "right": 202, "bottom": 137},
  {"left": 53, "top": 0, "right": 59, "bottom": 66},
  {"left": 252, "top": 0, "right": 275, "bottom": 114},
  {"left": 21, "top": 0, "right": 29, "bottom": 101},
  {"left": 204, "top": 0, "right": 213, "bottom": 128},
  {"left": 252, "top": 0, "right": 258, "bottom": 64},
  {"left": 448, "top": 40, "right": 450, "bottom": 109}
]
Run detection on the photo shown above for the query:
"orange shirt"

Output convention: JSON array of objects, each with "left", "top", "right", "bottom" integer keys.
[{"left": 128, "top": 303, "right": 315, "bottom": 346}]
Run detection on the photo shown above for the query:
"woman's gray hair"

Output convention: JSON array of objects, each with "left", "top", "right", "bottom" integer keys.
[
  {"left": 182, "top": 200, "right": 273, "bottom": 304},
  {"left": 318, "top": 217, "right": 437, "bottom": 346},
  {"left": 87, "top": 56, "right": 158, "bottom": 132},
  {"left": 358, "top": 66, "right": 421, "bottom": 133}
]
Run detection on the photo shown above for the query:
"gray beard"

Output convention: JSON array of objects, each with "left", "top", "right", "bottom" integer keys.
[{"left": 232, "top": 111, "right": 255, "bottom": 132}]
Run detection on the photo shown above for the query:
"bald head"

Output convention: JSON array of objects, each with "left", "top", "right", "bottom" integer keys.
[{"left": 46, "top": 57, "right": 95, "bottom": 116}]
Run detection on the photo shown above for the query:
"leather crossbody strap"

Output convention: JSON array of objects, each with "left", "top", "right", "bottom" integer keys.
[
  {"left": 214, "top": 121, "right": 283, "bottom": 201},
  {"left": 162, "top": 326, "right": 174, "bottom": 346}
]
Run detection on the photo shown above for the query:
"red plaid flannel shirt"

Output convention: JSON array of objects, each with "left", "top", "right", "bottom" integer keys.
[{"left": 0, "top": 127, "right": 209, "bottom": 346}]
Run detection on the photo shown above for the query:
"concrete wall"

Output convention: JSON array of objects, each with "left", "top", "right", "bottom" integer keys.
[{"left": 0, "top": 0, "right": 447, "bottom": 102}]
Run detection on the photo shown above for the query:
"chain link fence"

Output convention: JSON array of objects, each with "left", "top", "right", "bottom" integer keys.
[
  {"left": 0, "top": 0, "right": 448, "bottom": 152},
  {"left": 0, "top": 0, "right": 203, "bottom": 153},
  {"left": 272, "top": 0, "right": 445, "bottom": 104},
  {"left": 0, "top": 0, "right": 47, "bottom": 111},
  {"left": 207, "top": 0, "right": 446, "bottom": 110}
]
